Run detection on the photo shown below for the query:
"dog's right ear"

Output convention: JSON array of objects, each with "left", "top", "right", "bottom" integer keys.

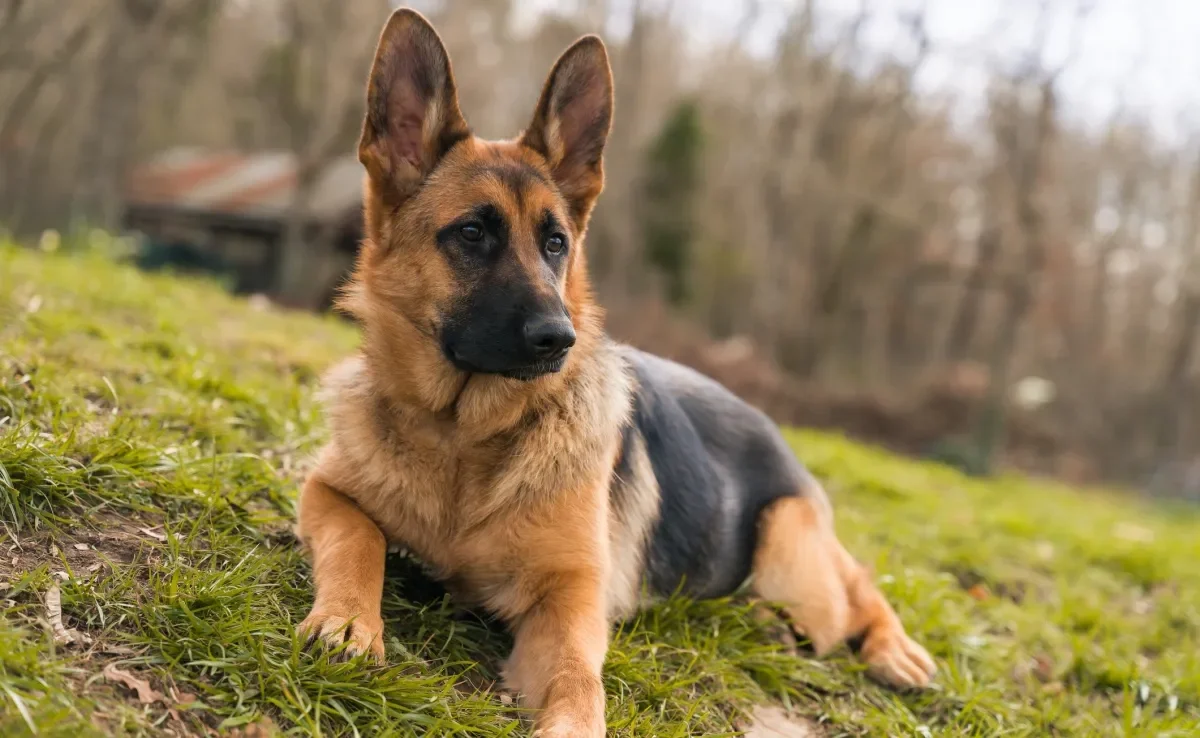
[{"left": 358, "top": 9, "right": 470, "bottom": 206}]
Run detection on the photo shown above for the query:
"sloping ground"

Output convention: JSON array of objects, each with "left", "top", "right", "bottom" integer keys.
[{"left": 2, "top": 243, "right": 1199, "bottom": 737}]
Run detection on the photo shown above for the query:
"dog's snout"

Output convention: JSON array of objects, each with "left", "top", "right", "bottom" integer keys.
[{"left": 523, "top": 316, "right": 576, "bottom": 358}]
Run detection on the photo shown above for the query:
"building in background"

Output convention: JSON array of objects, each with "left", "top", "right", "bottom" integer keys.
[{"left": 122, "top": 148, "right": 365, "bottom": 310}]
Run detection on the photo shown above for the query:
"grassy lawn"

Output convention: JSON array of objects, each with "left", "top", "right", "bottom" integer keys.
[{"left": 2, "top": 242, "right": 1199, "bottom": 737}]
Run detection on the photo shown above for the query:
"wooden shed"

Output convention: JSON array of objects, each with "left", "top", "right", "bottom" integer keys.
[{"left": 122, "top": 147, "right": 365, "bottom": 310}]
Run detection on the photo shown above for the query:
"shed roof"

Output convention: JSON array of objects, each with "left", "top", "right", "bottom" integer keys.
[{"left": 126, "top": 147, "right": 365, "bottom": 223}]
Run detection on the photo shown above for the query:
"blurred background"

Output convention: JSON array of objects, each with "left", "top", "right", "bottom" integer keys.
[{"left": 3, "top": 0, "right": 1200, "bottom": 495}]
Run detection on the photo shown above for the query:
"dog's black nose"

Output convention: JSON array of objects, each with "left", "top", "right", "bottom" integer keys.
[{"left": 523, "top": 316, "right": 576, "bottom": 358}]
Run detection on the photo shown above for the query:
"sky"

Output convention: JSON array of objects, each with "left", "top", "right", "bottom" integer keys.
[{"left": 513, "top": 0, "right": 1200, "bottom": 143}]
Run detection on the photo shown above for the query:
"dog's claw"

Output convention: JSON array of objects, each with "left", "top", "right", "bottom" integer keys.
[
  {"left": 298, "top": 610, "right": 385, "bottom": 664},
  {"left": 861, "top": 626, "right": 936, "bottom": 689}
]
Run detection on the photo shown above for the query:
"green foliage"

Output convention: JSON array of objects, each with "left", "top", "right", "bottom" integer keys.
[
  {"left": 2, "top": 243, "right": 1199, "bottom": 735},
  {"left": 640, "top": 99, "right": 703, "bottom": 306}
]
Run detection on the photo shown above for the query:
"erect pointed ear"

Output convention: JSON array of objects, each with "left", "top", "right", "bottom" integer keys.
[
  {"left": 519, "top": 36, "right": 614, "bottom": 231},
  {"left": 358, "top": 9, "right": 470, "bottom": 205}
]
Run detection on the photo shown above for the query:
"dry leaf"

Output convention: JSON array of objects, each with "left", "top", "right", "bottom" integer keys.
[
  {"left": 49, "top": 543, "right": 61, "bottom": 557},
  {"left": 99, "top": 643, "right": 138, "bottom": 656},
  {"left": 73, "top": 543, "right": 90, "bottom": 551},
  {"left": 739, "top": 705, "right": 822, "bottom": 738},
  {"left": 226, "top": 717, "right": 279, "bottom": 737},
  {"left": 139, "top": 527, "right": 168, "bottom": 542},
  {"left": 169, "top": 686, "right": 198, "bottom": 705},
  {"left": 46, "top": 584, "right": 89, "bottom": 645},
  {"left": 967, "top": 584, "right": 990, "bottom": 601},
  {"left": 103, "top": 664, "right": 165, "bottom": 704},
  {"left": 1033, "top": 655, "right": 1055, "bottom": 682}
]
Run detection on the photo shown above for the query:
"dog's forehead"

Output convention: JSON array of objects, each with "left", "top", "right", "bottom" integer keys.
[{"left": 430, "top": 139, "right": 565, "bottom": 229}]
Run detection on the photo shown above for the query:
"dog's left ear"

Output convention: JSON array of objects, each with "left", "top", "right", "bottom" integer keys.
[{"left": 520, "top": 36, "right": 614, "bottom": 232}]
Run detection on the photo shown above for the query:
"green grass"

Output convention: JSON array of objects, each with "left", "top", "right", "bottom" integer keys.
[{"left": 2, "top": 241, "right": 1199, "bottom": 736}]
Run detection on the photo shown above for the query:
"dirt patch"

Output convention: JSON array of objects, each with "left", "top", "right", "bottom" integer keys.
[
  {"left": 0, "top": 514, "right": 220, "bottom": 736},
  {"left": 0, "top": 511, "right": 157, "bottom": 584}
]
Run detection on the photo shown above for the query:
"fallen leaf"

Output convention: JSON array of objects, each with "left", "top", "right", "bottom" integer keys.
[
  {"left": 98, "top": 643, "right": 138, "bottom": 656},
  {"left": 73, "top": 543, "right": 90, "bottom": 551},
  {"left": 226, "top": 717, "right": 279, "bottom": 737},
  {"left": 739, "top": 705, "right": 822, "bottom": 738},
  {"left": 103, "top": 664, "right": 164, "bottom": 704},
  {"left": 139, "top": 527, "right": 168, "bottom": 542},
  {"left": 46, "top": 584, "right": 89, "bottom": 646},
  {"left": 169, "top": 686, "right": 198, "bottom": 705},
  {"left": 1033, "top": 655, "right": 1054, "bottom": 682}
]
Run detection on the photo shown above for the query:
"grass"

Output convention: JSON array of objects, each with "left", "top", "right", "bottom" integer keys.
[{"left": 1, "top": 240, "right": 1199, "bottom": 736}]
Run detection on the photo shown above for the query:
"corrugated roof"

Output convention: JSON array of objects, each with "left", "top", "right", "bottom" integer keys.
[{"left": 126, "top": 147, "right": 365, "bottom": 222}]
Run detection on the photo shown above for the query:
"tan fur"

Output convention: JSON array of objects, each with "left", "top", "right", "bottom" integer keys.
[
  {"left": 605, "top": 432, "right": 661, "bottom": 619},
  {"left": 296, "top": 9, "right": 932, "bottom": 736},
  {"left": 295, "top": 477, "right": 388, "bottom": 663},
  {"left": 751, "top": 493, "right": 937, "bottom": 688}
]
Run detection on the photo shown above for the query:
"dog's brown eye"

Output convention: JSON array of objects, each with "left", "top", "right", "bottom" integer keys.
[
  {"left": 460, "top": 224, "right": 483, "bottom": 242},
  {"left": 546, "top": 234, "right": 566, "bottom": 254}
]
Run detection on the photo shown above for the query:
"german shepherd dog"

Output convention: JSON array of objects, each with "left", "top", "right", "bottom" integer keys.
[{"left": 295, "top": 8, "right": 935, "bottom": 736}]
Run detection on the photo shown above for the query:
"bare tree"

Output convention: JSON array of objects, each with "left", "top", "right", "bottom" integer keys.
[{"left": 265, "top": 0, "right": 383, "bottom": 307}]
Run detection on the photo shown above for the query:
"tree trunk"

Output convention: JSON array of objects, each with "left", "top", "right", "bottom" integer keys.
[
  {"left": 71, "top": 9, "right": 142, "bottom": 231},
  {"left": 1151, "top": 292, "right": 1200, "bottom": 465},
  {"left": 946, "top": 225, "right": 1002, "bottom": 360}
]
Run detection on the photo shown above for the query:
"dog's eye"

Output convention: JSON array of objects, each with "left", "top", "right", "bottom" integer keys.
[
  {"left": 460, "top": 224, "right": 483, "bottom": 242},
  {"left": 545, "top": 234, "right": 566, "bottom": 254}
]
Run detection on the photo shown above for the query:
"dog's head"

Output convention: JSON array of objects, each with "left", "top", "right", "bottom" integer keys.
[{"left": 345, "top": 8, "right": 612, "bottom": 385}]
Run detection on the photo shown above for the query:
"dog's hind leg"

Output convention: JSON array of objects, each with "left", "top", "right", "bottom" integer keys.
[{"left": 750, "top": 488, "right": 936, "bottom": 688}]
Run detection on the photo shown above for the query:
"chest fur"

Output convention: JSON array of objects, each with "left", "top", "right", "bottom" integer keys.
[{"left": 314, "top": 355, "right": 631, "bottom": 590}]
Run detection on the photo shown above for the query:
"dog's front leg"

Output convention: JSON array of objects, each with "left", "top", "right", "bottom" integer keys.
[
  {"left": 505, "top": 572, "right": 608, "bottom": 738},
  {"left": 295, "top": 476, "right": 387, "bottom": 662}
]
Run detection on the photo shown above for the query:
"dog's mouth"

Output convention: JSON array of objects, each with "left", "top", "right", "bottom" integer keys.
[
  {"left": 498, "top": 352, "right": 569, "bottom": 381},
  {"left": 445, "top": 346, "right": 569, "bottom": 381}
]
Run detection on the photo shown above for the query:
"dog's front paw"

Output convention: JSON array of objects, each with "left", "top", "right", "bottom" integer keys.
[
  {"left": 532, "top": 717, "right": 604, "bottom": 738},
  {"left": 860, "top": 625, "right": 936, "bottom": 689},
  {"left": 298, "top": 608, "right": 385, "bottom": 664}
]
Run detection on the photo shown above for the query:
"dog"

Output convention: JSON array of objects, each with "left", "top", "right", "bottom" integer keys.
[{"left": 294, "top": 8, "right": 936, "bottom": 736}]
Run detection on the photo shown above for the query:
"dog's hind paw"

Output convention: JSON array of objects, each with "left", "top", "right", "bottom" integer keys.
[{"left": 298, "top": 609, "right": 386, "bottom": 664}]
